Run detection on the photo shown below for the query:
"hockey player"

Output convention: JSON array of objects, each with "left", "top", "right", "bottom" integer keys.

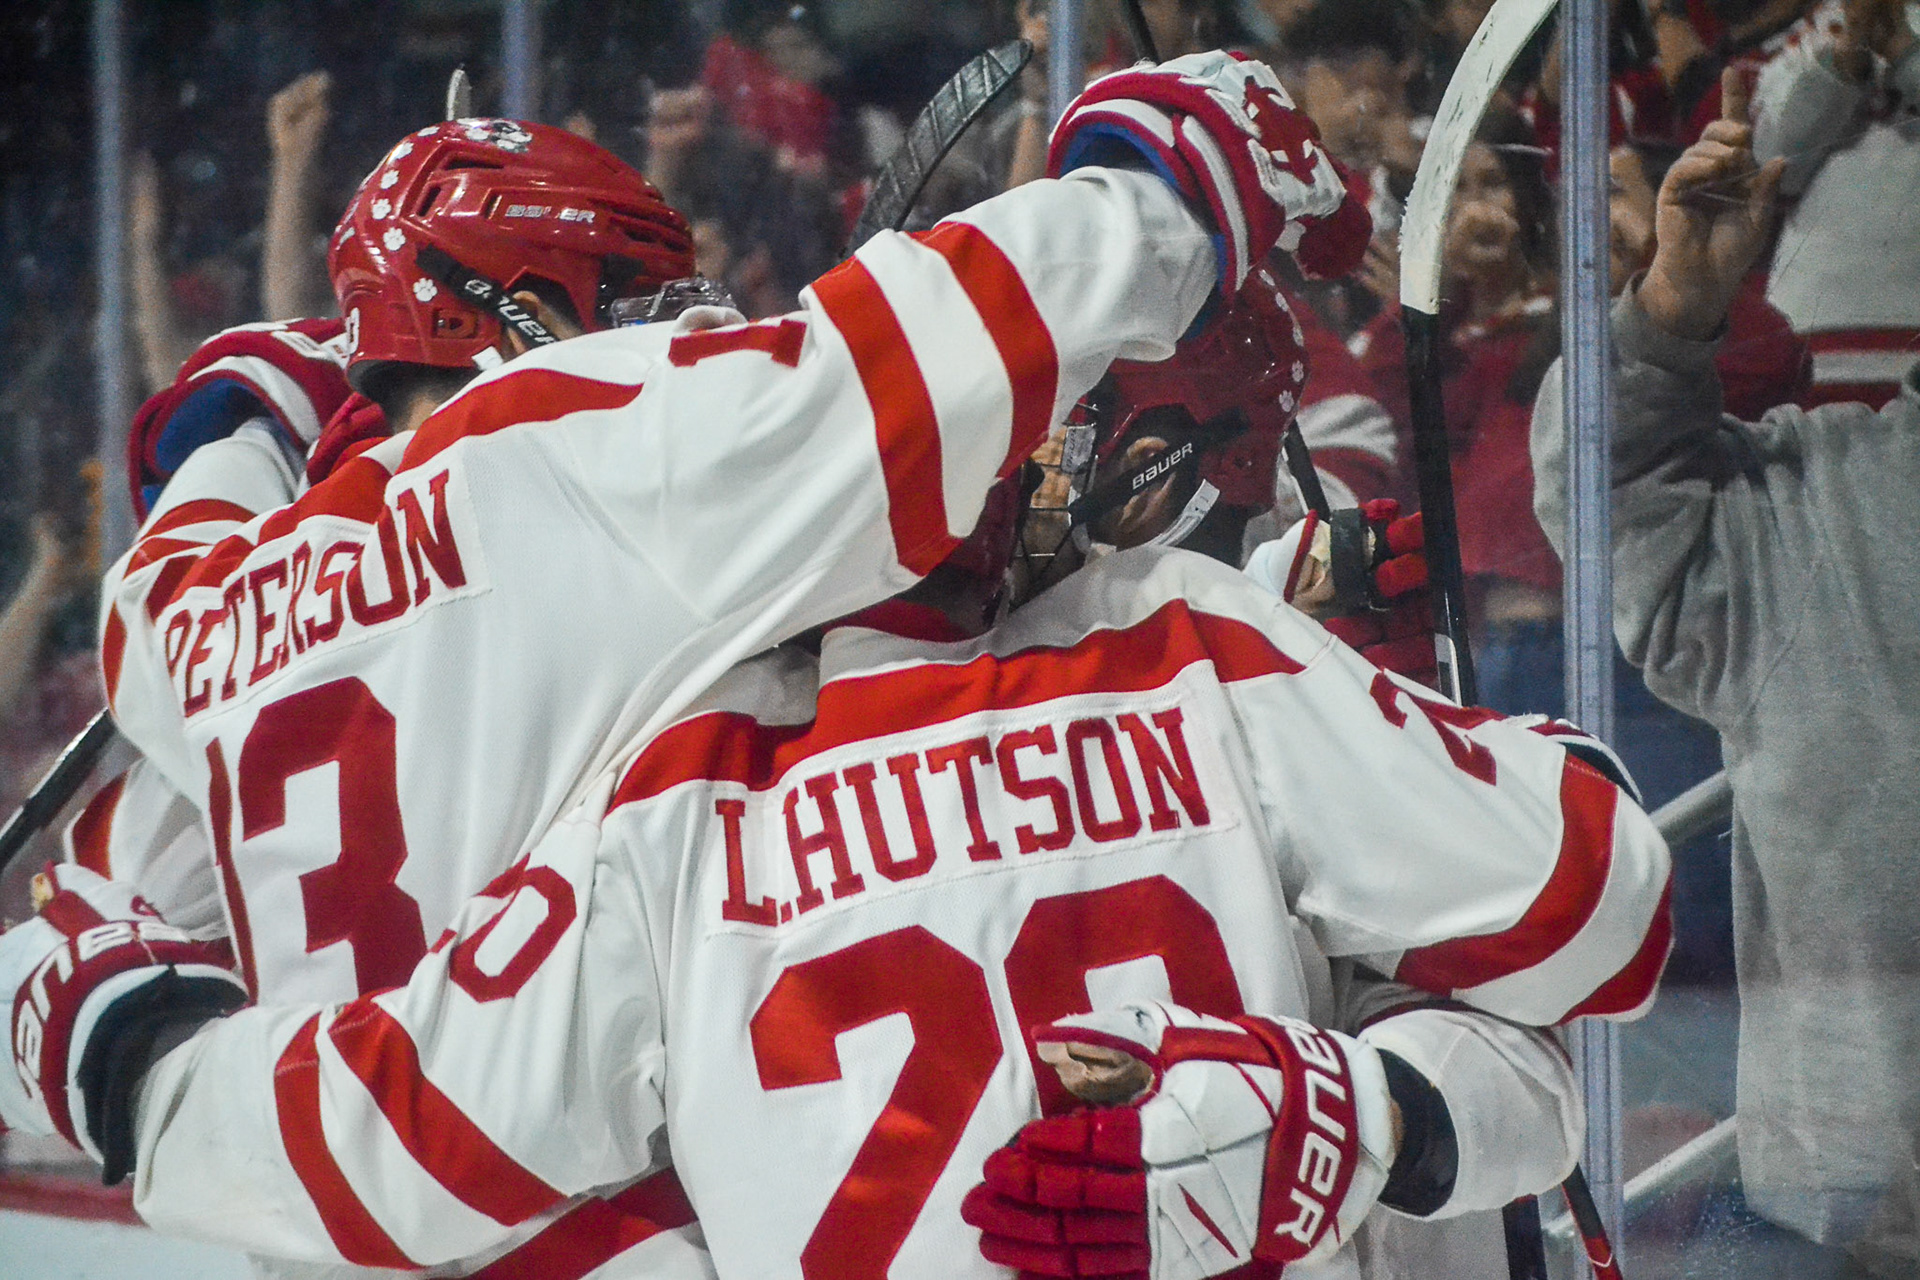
[
  {"left": 0, "top": 450, "right": 1668, "bottom": 1277},
  {"left": 37, "top": 49, "right": 1367, "bottom": 1274},
  {"left": 3, "top": 56, "right": 1666, "bottom": 1280},
  {"left": 1024, "top": 265, "right": 1432, "bottom": 686},
  {"left": 94, "top": 61, "right": 1360, "bottom": 1009}
]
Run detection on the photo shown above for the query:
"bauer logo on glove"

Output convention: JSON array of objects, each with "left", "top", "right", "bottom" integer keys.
[
  {"left": 963, "top": 999, "right": 1398, "bottom": 1280},
  {"left": 1, "top": 865, "right": 245, "bottom": 1175}
]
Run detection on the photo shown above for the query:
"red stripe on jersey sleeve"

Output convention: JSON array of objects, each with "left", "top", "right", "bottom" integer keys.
[
  {"left": 142, "top": 450, "right": 395, "bottom": 620},
  {"left": 142, "top": 560, "right": 195, "bottom": 622},
  {"left": 1394, "top": 758, "right": 1619, "bottom": 995},
  {"left": 1563, "top": 880, "right": 1673, "bottom": 1020},
  {"left": 917, "top": 222, "right": 1060, "bottom": 470},
  {"left": 466, "top": 1170, "right": 697, "bottom": 1280},
  {"left": 668, "top": 317, "right": 805, "bottom": 367},
  {"left": 142, "top": 498, "right": 258, "bottom": 543},
  {"left": 124, "top": 537, "right": 202, "bottom": 577},
  {"left": 273, "top": 1015, "right": 416, "bottom": 1270},
  {"left": 324, "top": 1001, "right": 565, "bottom": 1226},
  {"left": 614, "top": 601, "right": 1303, "bottom": 803},
  {"left": 125, "top": 500, "right": 261, "bottom": 591},
  {"left": 810, "top": 255, "right": 954, "bottom": 576},
  {"left": 68, "top": 772, "right": 127, "bottom": 876},
  {"left": 101, "top": 607, "right": 127, "bottom": 705},
  {"left": 283, "top": 450, "right": 394, "bottom": 525},
  {"left": 144, "top": 531, "right": 256, "bottom": 617},
  {"left": 401, "top": 369, "right": 645, "bottom": 472}
]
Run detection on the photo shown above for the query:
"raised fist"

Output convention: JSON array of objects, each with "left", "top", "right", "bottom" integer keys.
[{"left": 267, "top": 70, "right": 332, "bottom": 165}]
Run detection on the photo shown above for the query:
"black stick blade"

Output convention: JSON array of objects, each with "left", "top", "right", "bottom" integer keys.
[{"left": 846, "top": 40, "right": 1033, "bottom": 256}]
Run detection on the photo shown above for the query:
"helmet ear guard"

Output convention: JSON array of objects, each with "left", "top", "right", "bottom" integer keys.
[
  {"left": 414, "top": 244, "right": 561, "bottom": 360},
  {"left": 1048, "top": 267, "right": 1311, "bottom": 558}
]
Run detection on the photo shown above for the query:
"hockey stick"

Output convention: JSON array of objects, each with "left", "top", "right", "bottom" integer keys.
[
  {"left": 1400, "top": 0, "right": 1624, "bottom": 1275},
  {"left": 0, "top": 710, "right": 117, "bottom": 878},
  {"left": 846, "top": 39, "right": 1033, "bottom": 254},
  {"left": 445, "top": 66, "right": 473, "bottom": 120},
  {"left": 1399, "top": 0, "right": 1560, "bottom": 707}
]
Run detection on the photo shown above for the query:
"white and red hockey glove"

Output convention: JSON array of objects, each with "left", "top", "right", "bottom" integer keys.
[
  {"left": 962, "top": 1001, "right": 1398, "bottom": 1279},
  {"left": 0, "top": 865, "right": 245, "bottom": 1180},
  {"left": 1047, "top": 52, "right": 1370, "bottom": 292},
  {"left": 1248, "top": 500, "right": 1436, "bottom": 688},
  {"left": 128, "top": 317, "right": 353, "bottom": 518}
]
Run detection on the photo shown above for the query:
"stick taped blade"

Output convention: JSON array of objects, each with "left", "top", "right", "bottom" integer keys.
[{"left": 846, "top": 40, "right": 1032, "bottom": 255}]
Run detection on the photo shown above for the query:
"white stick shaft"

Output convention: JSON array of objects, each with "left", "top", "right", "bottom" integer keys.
[{"left": 1399, "top": 0, "right": 1559, "bottom": 316}]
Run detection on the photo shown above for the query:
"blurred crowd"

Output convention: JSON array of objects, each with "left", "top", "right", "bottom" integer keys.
[{"left": 0, "top": 0, "right": 1915, "bottom": 1262}]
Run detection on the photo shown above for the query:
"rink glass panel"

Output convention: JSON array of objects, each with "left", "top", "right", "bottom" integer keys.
[{"left": 1, "top": 2, "right": 1911, "bottom": 1277}]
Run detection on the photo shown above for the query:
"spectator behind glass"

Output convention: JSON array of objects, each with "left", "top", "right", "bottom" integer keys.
[
  {"left": 644, "top": 79, "right": 841, "bottom": 317},
  {"left": 129, "top": 69, "right": 340, "bottom": 395},
  {"left": 903, "top": 0, "right": 1053, "bottom": 220},
  {"left": 1351, "top": 113, "right": 1563, "bottom": 675},
  {"left": 1271, "top": 0, "right": 1423, "bottom": 336},
  {"left": 1123, "top": 0, "right": 1244, "bottom": 59},
  {"left": 702, "top": 0, "right": 841, "bottom": 179},
  {"left": 1534, "top": 68, "right": 1920, "bottom": 1260},
  {"left": 127, "top": 153, "right": 251, "bottom": 396},
  {"left": 260, "top": 70, "right": 335, "bottom": 322},
  {"left": 1752, "top": 0, "right": 1920, "bottom": 407},
  {"left": 0, "top": 508, "right": 105, "bottom": 879},
  {"left": 1520, "top": 0, "right": 1686, "bottom": 168}
]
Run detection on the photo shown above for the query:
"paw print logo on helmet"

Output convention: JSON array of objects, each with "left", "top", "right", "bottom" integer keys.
[{"left": 455, "top": 118, "right": 535, "bottom": 153}]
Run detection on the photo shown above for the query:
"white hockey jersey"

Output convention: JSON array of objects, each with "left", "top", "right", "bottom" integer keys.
[
  {"left": 98, "top": 167, "right": 1215, "bottom": 1003},
  {"left": 90, "top": 167, "right": 1217, "bottom": 1277},
  {"left": 127, "top": 547, "right": 1670, "bottom": 1277}
]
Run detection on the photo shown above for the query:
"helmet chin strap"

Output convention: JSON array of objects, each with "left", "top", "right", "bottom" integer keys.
[
  {"left": 1066, "top": 447, "right": 1220, "bottom": 556},
  {"left": 1145, "top": 480, "right": 1220, "bottom": 548}
]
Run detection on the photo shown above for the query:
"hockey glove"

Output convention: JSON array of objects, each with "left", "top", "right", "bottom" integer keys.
[
  {"left": 1, "top": 865, "right": 245, "bottom": 1178},
  {"left": 1047, "top": 52, "right": 1370, "bottom": 293},
  {"left": 305, "top": 393, "right": 392, "bottom": 485},
  {"left": 129, "top": 318, "right": 352, "bottom": 518},
  {"left": 961, "top": 1001, "right": 1396, "bottom": 1280},
  {"left": 1249, "top": 500, "right": 1436, "bottom": 688}
]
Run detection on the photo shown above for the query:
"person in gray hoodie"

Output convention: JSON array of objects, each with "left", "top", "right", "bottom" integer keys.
[{"left": 1532, "top": 67, "right": 1920, "bottom": 1266}]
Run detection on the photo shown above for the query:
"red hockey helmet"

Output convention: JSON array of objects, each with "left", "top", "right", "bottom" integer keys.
[
  {"left": 1070, "top": 266, "right": 1311, "bottom": 525},
  {"left": 329, "top": 118, "right": 695, "bottom": 384}
]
